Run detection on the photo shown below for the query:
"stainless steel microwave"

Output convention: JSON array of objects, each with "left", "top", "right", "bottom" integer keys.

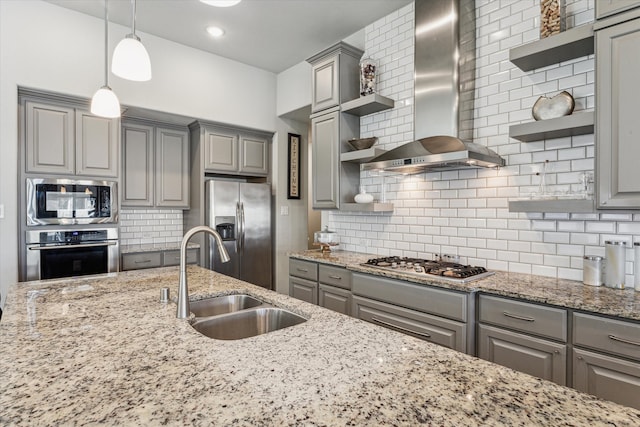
[{"left": 26, "top": 178, "right": 118, "bottom": 225}]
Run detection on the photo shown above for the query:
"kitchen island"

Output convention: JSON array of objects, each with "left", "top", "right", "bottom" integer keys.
[{"left": 1, "top": 266, "right": 639, "bottom": 426}]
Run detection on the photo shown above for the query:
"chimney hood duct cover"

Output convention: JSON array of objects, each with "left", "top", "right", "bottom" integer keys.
[
  {"left": 360, "top": 135, "right": 505, "bottom": 173},
  {"left": 361, "top": 0, "right": 505, "bottom": 174}
]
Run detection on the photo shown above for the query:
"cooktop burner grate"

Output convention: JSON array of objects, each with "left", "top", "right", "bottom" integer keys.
[{"left": 363, "top": 256, "right": 494, "bottom": 283}]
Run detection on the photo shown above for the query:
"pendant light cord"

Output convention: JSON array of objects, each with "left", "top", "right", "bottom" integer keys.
[
  {"left": 104, "top": 0, "right": 109, "bottom": 86},
  {"left": 131, "top": 0, "right": 137, "bottom": 35}
]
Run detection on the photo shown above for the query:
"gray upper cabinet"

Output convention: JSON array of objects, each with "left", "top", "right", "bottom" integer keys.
[
  {"left": 155, "top": 127, "right": 189, "bottom": 208},
  {"left": 121, "top": 120, "right": 189, "bottom": 208},
  {"left": 122, "top": 122, "right": 154, "bottom": 206},
  {"left": 25, "top": 100, "right": 118, "bottom": 177},
  {"left": 311, "top": 110, "right": 340, "bottom": 209},
  {"left": 202, "top": 125, "right": 269, "bottom": 177},
  {"left": 308, "top": 42, "right": 363, "bottom": 114},
  {"left": 596, "top": 0, "right": 640, "bottom": 19},
  {"left": 596, "top": 16, "right": 640, "bottom": 208}
]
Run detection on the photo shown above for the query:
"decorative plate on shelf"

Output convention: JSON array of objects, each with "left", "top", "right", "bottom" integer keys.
[{"left": 532, "top": 91, "right": 575, "bottom": 121}]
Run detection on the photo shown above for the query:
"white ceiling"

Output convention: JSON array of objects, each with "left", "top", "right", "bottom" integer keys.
[{"left": 46, "top": 0, "right": 413, "bottom": 73}]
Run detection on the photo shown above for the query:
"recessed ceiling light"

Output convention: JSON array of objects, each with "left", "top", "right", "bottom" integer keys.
[
  {"left": 200, "top": 0, "right": 242, "bottom": 7},
  {"left": 206, "top": 26, "right": 225, "bottom": 38}
]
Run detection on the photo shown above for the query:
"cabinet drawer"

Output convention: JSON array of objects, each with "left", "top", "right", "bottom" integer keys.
[
  {"left": 573, "top": 313, "right": 640, "bottom": 361},
  {"left": 352, "top": 273, "right": 467, "bottom": 322},
  {"left": 353, "top": 296, "right": 466, "bottom": 352},
  {"left": 163, "top": 249, "right": 198, "bottom": 267},
  {"left": 478, "top": 294, "right": 567, "bottom": 342},
  {"left": 318, "top": 265, "right": 351, "bottom": 289},
  {"left": 122, "top": 252, "right": 162, "bottom": 270},
  {"left": 478, "top": 324, "right": 567, "bottom": 386},
  {"left": 289, "top": 259, "right": 318, "bottom": 281}
]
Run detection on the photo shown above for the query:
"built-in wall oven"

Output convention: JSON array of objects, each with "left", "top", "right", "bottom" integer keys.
[
  {"left": 25, "top": 228, "right": 119, "bottom": 281},
  {"left": 26, "top": 178, "right": 117, "bottom": 225}
]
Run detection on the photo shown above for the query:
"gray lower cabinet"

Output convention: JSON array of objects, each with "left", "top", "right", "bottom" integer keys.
[
  {"left": 121, "top": 248, "right": 199, "bottom": 271},
  {"left": 478, "top": 324, "right": 567, "bottom": 386},
  {"left": 354, "top": 295, "right": 467, "bottom": 351},
  {"left": 199, "top": 124, "right": 269, "bottom": 177},
  {"left": 25, "top": 99, "right": 118, "bottom": 177},
  {"left": 477, "top": 294, "right": 568, "bottom": 386},
  {"left": 351, "top": 272, "right": 472, "bottom": 354},
  {"left": 122, "top": 120, "right": 189, "bottom": 208},
  {"left": 289, "top": 259, "right": 319, "bottom": 304},
  {"left": 572, "top": 312, "right": 640, "bottom": 409},
  {"left": 596, "top": 16, "right": 640, "bottom": 208}
]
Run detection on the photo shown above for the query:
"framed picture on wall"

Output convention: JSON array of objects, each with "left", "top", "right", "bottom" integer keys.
[{"left": 287, "top": 133, "right": 301, "bottom": 199}]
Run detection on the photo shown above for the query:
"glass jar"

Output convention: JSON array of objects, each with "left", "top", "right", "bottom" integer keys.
[
  {"left": 359, "top": 56, "right": 377, "bottom": 96},
  {"left": 540, "top": 0, "right": 565, "bottom": 38},
  {"left": 604, "top": 241, "right": 626, "bottom": 289},
  {"left": 583, "top": 256, "right": 603, "bottom": 287}
]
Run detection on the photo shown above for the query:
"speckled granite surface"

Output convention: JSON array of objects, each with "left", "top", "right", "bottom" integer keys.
[
  {"left": 1, "top": 266, "right": 639, "bottom": 425},
  {"left": 291, "top": 250, "right": 640, "bottom": 321},
  {"left": 121, "top": 242, "right": 200, "bottom": 254}
]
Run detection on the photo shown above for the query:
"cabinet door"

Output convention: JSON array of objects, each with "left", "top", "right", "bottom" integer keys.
[
  {"left": 319, "top": 284, "right": 351, "bottom": 315},
  {"left": 122, "top": 122, "right": 154, "bottom": 207},
  {"left": 121, "top": 252, "right": 162, "bottom": 271},
  {"left": 289, "top": 276, "right": 317, "bottom": 304},
  {"left": 239, "top": 134, "right": 268, "bottom": 176},
  {"left": 478, "top": 324, "right": 567, "bottom": 386},
  {"left": 353, "top": 295, "right": 467, "bottom": 352},
  {"left": 75, "top": 110, "right": 118, "bottom": 177},
  {"left": 311, "top": 110, "right": 340, "bottom": 209},
  {"left": 155, "top": 127, "right": 189, "bottom": 208},
  {"left": 596, "top": 0, "right": 640, "bottom": 19},
  {"left": 596, "top": 18, "right": 640, "bottom": 208},
  {"left": 204, "top": 128, "right": 238, "bottom": 173},
  {"left": 573, "top": 348, "right": 640, "bottom": 410},
  {"left": 25, "top": 101, "right": 75, "bottom": 175},
  {"left": 311, "top": 53, "right": 339, "bottom": 113}
]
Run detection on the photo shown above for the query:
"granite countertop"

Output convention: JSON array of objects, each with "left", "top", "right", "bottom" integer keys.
[
  {"left": 121, "top": 242, "right": 200, "bottom": 254},
  {"left": 290, "top": 250, "right": 640, "bottom": 322},
  {"left": 1, "top": 267, "right": 639, "bottom": 425}
]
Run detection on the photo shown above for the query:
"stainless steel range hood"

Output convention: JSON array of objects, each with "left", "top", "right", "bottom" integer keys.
[{"left": 361, "top": 0, "right": 505, "bottom": 174}]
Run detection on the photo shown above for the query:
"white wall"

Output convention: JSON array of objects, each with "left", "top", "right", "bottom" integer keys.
[
  {"left": 327, "top": 0, "right": 640, "bottom": 284},
  {"left": 0, "top": 0, "right": 277, "bottom": 304}
]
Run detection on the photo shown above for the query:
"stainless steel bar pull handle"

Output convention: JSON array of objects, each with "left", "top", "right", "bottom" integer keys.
[
  {"left": 609, "top": 334, "right": 640, "bottom": 347},
  {"left": 296, "top": 268, "right": 308, "bottom": 273},
  {"left": 28, "top": 241, "right": 117, "bottom": 251},
  {"left": 240, "top": 202, "right": 245, "bottom": 253},
  {"left": 502, "top": 311, "right": 535, "bottom": 322},
  {"left": 371, "top": 317, "right": 431, "bottom": 339},
  {"left": 328, "top": 275, "right": 342, "bottom": 280},
  {"left": 135, "top": 259, "right": 151, "bottom": 264},
  {"left": 235, "top": 202, "right": 241, "bottom": 253}
]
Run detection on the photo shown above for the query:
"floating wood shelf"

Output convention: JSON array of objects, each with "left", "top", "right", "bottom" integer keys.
[
  {"left": 509, "top": 199, "right": 595, "bottom": 213},
  {"left": 340, "top": 147, "right": 386, "bottom": 163},
  {"left": 340, "top": 202, "right": 394, "bottom": 212},
  {"left": 509, "top": 24, "right": 594, "bottom": 71},
  {"left": 341, "top": 94, "right": 395, "bottom": 116},
  {"left": 509, "top": 112, "right": 594, "bottom": 142}
]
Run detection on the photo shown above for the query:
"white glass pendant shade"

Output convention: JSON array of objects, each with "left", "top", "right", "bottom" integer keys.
[
  {"left": 111, "top": 34, "right": 152, "bottom": 81},
  {"left": 91, "top": 86, "right": 121, "bottom": 118}
]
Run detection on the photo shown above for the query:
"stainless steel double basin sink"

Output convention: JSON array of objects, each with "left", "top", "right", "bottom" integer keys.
[{"left": 189, "top": 294, "right": 307, "bottom": 340}]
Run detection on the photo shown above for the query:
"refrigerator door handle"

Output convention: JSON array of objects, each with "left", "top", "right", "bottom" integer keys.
[
  {"left": 240, "top": 202, "right": 246, "bottom": 254},
  {"left": 235, "top": 202, "right": 240, "bottom": 253}
]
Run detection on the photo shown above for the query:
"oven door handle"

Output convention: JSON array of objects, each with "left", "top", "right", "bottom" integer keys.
[{"left": 28, "top": 241, "right": 118, "bottom": 251}]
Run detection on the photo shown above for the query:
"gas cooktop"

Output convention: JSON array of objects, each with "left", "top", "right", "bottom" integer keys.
[{"left": 363, "top": 256, "right": 494, "bottom": 284}]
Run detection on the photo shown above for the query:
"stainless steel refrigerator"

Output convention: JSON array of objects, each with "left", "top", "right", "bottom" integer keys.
[{"left": 205, "top": 179, "right": 272, "bottom": 289}]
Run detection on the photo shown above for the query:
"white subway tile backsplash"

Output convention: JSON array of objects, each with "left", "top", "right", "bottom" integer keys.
[{"left": 324, "top": 0, "right": 640, "bottom": 281}]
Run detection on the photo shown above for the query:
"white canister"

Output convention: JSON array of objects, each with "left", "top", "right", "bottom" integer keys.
[
  {"left": 634, "top": 242, "right": 640, "bottom": 291},
  {"left": 583, "top": 256, "right": 604, "bottom": 286},
  {"left": 604, "top": 240, "right": 626, "bottom": 289}
]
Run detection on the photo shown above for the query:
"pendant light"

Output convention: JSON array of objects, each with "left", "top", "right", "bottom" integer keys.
[
  {"left": 91, "top": 0, "right": 121, "bottom": 118},
  {"left": 111, "top": 0, "right": 152, "bottom": 81}
]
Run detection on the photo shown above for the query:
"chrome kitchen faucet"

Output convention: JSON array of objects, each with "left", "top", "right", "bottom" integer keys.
[{"left": 176, "top": 226, "right": 230, "bottom": 319}]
